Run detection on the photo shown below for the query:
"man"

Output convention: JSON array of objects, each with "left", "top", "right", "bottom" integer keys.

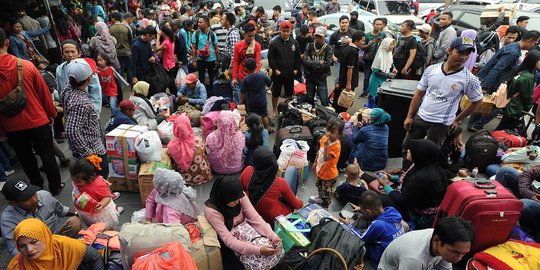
[
  {"left": 289, "top": 16, "right": 301, "bottom": 39},
  {"left": 182, "top": 6, "right": 195, "bottom": 22},
  {"left": 233, "top": 23, "right": 262, "bottom": 104},
  {"left": 517, "top": 15, "right": 529, "bottom": 29},
  {"left": 361, "top": 18, "right": 385, "bottom": 97},
  {"left": 130, "top": 26, "right": 156, "bottom": 86},
  {"left": 0, "top": 29, "right": 62, "bottom": 195},
  {"left": 418, "top": 24, "right": 435, "bottom": 72},
  {"left": 197, "top": 2, "right": 210, "bottom": 17},
  {"left": 307, "top": 10, "right": 323, "bottom": 34},
  {"left": 212, "top": 2, "right": 222, "bottom": 14},
  {"left": 402, "top": 37, "right": 483, "bottom": 168},
  {"left": 171, "top": 19, "right": 188, "bottom": 74},
  {"left": 329, "top": 15, "right": 355, "bottom": 85},
  {"left": 268, "top": 21, "right": 302, "bottom": 118},
  {"left": 467, "top": 30, "right": 540, "bottom": 131},
  {"left": 325, "top": 0, "right": 340, "bottom": 14},
  {"left": 123, "top": 12, "right": 135, "bottom": 37},
  {"left": 433, "top": 12, "right": 457, "bottom": 63},
  {"left": 393, "top": 20, "right": 417, "bottom": 79},
  {"left": 303, "top": 26, "right": 332, "bottom": 106},
  {"left": 192, "top": 15, "right": 220, "bottom": 95},
  {"left": 181, "top": 20, "right": 194, "bottom": 55},
  {"left": 1, "top": 178, "right": 82, "bottom": 256},
  {"left": 109, "top": 11, "right": 131, "bottom": 100},
  {"left": 378, "top": 217, "right": 475, "bottom": 269},
  {"left": 333, "top": 30, "right": 364, "bottom": 113},
  {"left": 105, "top": 99, "right": 138, "bottom": 132},
  {"left": 210, "top": 9, "right": 221, "bottom": 26},
  {"left": 239, "top": 6, "right": 265, "bottom": 28},
  {"left": 210, "top": 11, "right": 228, "bottom": 54},
  {"left": 234, "top": 6, "right": 246, "bottom": 27},
  {"left": 177, "top": 73, "right": 208, "bottom": 107},
  {"left": 223, "top": 12, "right": 241, "bottom": 65},
  {"left": 349, "top": 11, "right": 365, "bottom": 31},
  {"left": 62, "top": 58, "right": 109, "bottom": 177},
  {"left": 501, "top": 26, "right": 521, "bottom": 47},
  {"left": 15, "top": 5, "right": 46, "bottom": 55}
]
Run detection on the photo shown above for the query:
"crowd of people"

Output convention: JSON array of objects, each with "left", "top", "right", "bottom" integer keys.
[{"left": 0, "top": 0, "right": 540, "bottom": 269}]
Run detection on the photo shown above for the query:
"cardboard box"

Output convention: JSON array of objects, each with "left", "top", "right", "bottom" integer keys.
[
  {"left": 106, "top": 125, "right": 148, "bottom": 159},
  {"left": 138, "top": 150, "right": 172, "bottom": 206},
  {"left": 296, "top": 203, "right": 337, "bottom": 226},
  {"left": 461, "top": 95, "right": 494, "bottom": 115},
  {"left": 109, "top": 177, "right": 139, "bottom": 192},
  {"left": 109, "top": 158, "right": 139, "bottom": 179},
  {"left": 190, "top": 215, "right": 222, "bottom": 270},
  {"left": 274, "top": 215, "right": 311, "bottom": 251},
  {"left": 480, "top": 4, "right": 516, "bottom": 26}
]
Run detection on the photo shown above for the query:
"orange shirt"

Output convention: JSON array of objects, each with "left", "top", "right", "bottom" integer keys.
[{"left": 316, "top": 135, "right": 340, "bottom": 180}]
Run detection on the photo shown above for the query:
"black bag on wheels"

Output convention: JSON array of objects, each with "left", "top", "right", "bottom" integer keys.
[
  {"left": 274, "top": 125, "right": 315, "bottom": 162},
  {"left": 211, "top": 79, "right": 233, "bottom": 98},
  {"left": 464, "top": 129, "right": 499, "bottom": 172},
  {"left": 306, "top": 119, "right": 327, "bottom": 133}
]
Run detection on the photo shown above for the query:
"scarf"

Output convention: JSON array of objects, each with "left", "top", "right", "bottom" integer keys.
[
  {"left": 460, "top": 29, "right": 478, "bottom": 72},
  {"left": 167, "top": 114, "right": 196, "bottom": 172},
  {"left": 206, "top": 111, "right": 245, "bottom": 169},
  {"left": 370, "top": 108, "right": 391, "bottom": 126},
  {"left": 8, "top": 218, "right": 86, "bottom": 270},
  {"left": 371, "top": 37, "right": 394, "bottom": 73},
  {"left": 95, "top": 22, "right": 120, "bottom": 69},
  {"left": 248, "top": 148, "right": 279, "bottom": 205},
  {"left": 313, "top": 42, "right": 327, "bottom": 57},
  {"left": 246, "top": 39, "right": 255, "bottom": 55},
  {"left": 205, "top": 176, "right": 245, "bottom": 230},
  {"left": 153, "top": 168, "right": 199, "bottom": 219}
]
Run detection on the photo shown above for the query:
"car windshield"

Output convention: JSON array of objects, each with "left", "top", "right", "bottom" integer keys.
[
  {"left": 377, "top": 0, "right": 413, "bottom": 15},
  {"left": 523, "top": 0, "right": 540, "bottom": 3},
  {"left": 254, "top": 0, "right": 292, "bottom": 10}
]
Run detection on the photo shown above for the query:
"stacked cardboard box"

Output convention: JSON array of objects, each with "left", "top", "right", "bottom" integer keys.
[{"left": 138, "top": 149, "right": 172, "bottom": 206}]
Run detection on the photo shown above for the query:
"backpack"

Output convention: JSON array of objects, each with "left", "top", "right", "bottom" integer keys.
[
  {"left": 0, "top": 58, "right": 27, "bottom": 117},
  {"left": 279, "top": 108, "right": 303, "bottom": 129},
  {"left": 195, "top": 30, "right": 216, "bottom": 59},
  {"left": 411, "top": 41, "right": 427, "bottom": 70},
  {"left": 464, "top": 129, "right": 499, "bottom": 172},
  {"left": 476, "top": 31, "right": 499, "bottom": 58}
]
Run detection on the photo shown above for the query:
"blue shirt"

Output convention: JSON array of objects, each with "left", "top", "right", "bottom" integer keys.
[
  {"left": 240, "top": 72, "right": 271, "bottom": 110},
  {"left": 56, "top": 62, "right": 103, "bottom": 116},
  {"left": 477, "top": 42, "right": 522, "bottom": 93},
  {"left": 178, "top": 81, "right": 208, "bottom": 105},
  {"left": 191, "top": 30, "right": 218, "bottom": 62}
]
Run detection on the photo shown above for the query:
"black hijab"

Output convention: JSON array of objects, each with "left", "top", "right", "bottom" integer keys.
[
  {"left": 205, "top": 176, "right": 245, "bottom": 230},
  {"left": 247, "top": 147, "right": 279, "bottom": 206}
]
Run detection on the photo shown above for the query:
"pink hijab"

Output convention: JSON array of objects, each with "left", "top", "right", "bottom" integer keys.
[
  {"left": 206, "top": 111, "right": 245, "bottom": 167},
  {"left": 167, "top": 115, "right": 196, "bottom": 172}
]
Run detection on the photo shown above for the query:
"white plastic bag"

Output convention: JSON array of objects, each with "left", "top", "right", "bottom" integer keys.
[
  {"left": 175, "top": 68, "right": 187, "bottom": 87},
  {"left": 277, "top": 139, "right": 310, "bottom": 170},
  {"left": 156, "top": 121, "right": 174, "bottom": 144},
  {"left": 131, "top": 208, "right": 146, "bottom": 223},
  {"left": 150, "top": 93, "right": 171, "bottom": 111},
  {"left": 135, "top": 131, "right": 163, "bottom": 162}
]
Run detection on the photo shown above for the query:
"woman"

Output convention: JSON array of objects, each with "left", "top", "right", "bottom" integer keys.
[
  {"left": 367, "top": 37, "right": 395, "bottom": 98},
  {"left": 460, "top": 29, "right": 478, "bottom": 72},
  {"left": 51, "top": 5, "right": 81, "bottom": 44},
  {"left": 206, "top": 111, "right": 245, "bottom": 174},
  {"left": 8, "top": 19, "right": 49, "bottom": 66},
  {"left": 205, "top": 176, "right": 282, "bottom": 269},
  {"left": 154, "top": 25, "right": 178, "bottom": 92},
  {"left": 349, "top": 108, "right": 391, "bottom": 171},
  {"left": 167, "top": 114, "right": 213, "bottom": 185},
  {"left": 240, "top": 148, "right": 303, "bottom": 224},
  {"left": 244, "top": 113, "right": 270, "bottom": 166},
  {"left": 378, "top": 139, "right": 448, "bottom": 230},
  {"left": 8, "top": 218, "right": 104, "bottom": 270},
  {"left": 90, "top": 22, "right": 120, "bottom": 70},
  {"left": 495, "top": 50, "right": 540, "bottom": 131},
  {"left": 130, "top": 81, "right": 165, "bottom": 130}
]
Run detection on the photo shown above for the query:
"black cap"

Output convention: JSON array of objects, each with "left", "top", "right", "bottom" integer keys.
[{"left": 1, "top": 179, "right": 40, "bottom": 202}]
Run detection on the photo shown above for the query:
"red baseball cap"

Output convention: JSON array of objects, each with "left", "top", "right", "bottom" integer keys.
[
  {"left": 185, "top": 73, "right": 198, "bottom": 84},
  {"left": 119, "top": 100, "right": 139, "bottom": 110},
  {"left": 280, "top": 21, "right": 292, "bottom": 30}
]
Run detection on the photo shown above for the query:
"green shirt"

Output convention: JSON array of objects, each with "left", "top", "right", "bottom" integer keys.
[
  {"left": 110, "top": 23, "right": 132, "bottom": 56},
  {"left": 504, "top": 71, "right": 535, "bottom": 119}
]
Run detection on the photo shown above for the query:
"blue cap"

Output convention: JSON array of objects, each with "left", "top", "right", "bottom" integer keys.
[{"left": 450, "top": 36, "right": 476, "bottom": 52}]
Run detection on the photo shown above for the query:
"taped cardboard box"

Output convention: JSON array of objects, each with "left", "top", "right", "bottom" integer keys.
[
  {"left": 190, "top": 215, "right": 222, "bottom": 270},
  {"left": 108, "top": 177, "right": 139, "bottom": 193},
  {"left": 480, "top": 4, "right": 516, "bottom": 25},
  {"left": 138, "top": 149, "right": 172, "bottom": 206},
  {"left": 106, "top": 125, "right": 148, "bottom": 158},
  {"left": 109, "top": 158, "right": 139, "bottom": 179}
]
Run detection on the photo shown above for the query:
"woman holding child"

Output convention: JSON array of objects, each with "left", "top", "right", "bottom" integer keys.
[{"left": 349, "top": 108, "right": 391, "bottom": 171}]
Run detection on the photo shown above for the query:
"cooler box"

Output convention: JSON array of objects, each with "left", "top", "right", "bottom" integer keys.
[{"left": 377, "top": 79, "right": 418, "bottom": 158}]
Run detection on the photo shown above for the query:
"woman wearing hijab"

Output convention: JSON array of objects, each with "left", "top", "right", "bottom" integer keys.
[
  {"left": 240, "top": 148, "right": 303, "bottom": 224},
  {"left": 349, "top": 108, "right": 391, "bottom": 171},
  {"left": 8, "top": 218, "right": 104, "bottom": 270},
  {"left": 244, "top": 113, "right": 270, "bottom": 166},
  {"left": 145, "top": 168, "right": 200, "bottom": 224},
  {"left": 206, "top": 111, "right": 245, "bottom": 174},
  {"left": 460, "top": 29, "right": 478, "bottom": 72},
  {"left": 90, "top": 22, "right": 120, "bottom": 70},
  {"left": 129, "top": 81, "right": 165, "bottom": 130},
  {"left": 205, "top": 176, "right": 282, "bottom": 269},
  {"left": 378, "top": 139, "right": 448, "bottom": 230},
  {"left": 367, "top": 37, "right": 395, "bottom": 98},
  {"left": 168, "top": 114, "right": 212, "bottom": 185}
]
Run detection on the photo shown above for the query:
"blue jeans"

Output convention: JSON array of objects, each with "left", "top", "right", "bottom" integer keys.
[
  {"left": 106, "top": 96, "right": 118, "bottom": 114},
  {"left": 363, "top": 60, "right": 373, "bottom": 94},
  {"left": 233, "top": 80, "right": 241, "bottom": 104},
  {"left": 283, "top": 166, "right": 299, "bottom": 195},
  {"left": 306, "top": 75, "right": 329, "bottom": 106},
  {"left": 467, "top": 107, "right": 501, "bottom": 130},
  {"left": 492, "top": 165, "right": 521, "bottom": 197},
  {"left": 333, "top": 62, "right": 340, "bottom": 85},
  {"left": 520, "top": 199, "right": 540, "bottom": 230}
]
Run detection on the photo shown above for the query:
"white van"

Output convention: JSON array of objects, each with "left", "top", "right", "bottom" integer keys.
[{"left": 351, "top": 0, "right": 425, "bottom": 25}]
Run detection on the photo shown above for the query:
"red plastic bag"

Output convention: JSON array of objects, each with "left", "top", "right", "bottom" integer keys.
[{"left": 132, "top": 242, "right": 197, "bottom": 270}]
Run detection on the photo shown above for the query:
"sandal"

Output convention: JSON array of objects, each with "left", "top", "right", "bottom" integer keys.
[
  {"left": 51, "top": 182, "right": 65, "bottom": 196},
  {"left": 268, "top": 127, "right": 276, "bottom": 134}
]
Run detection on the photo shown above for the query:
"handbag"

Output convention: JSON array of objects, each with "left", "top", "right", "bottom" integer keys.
[
  {"left": 337, "top": 90, "right": 355, "bottom": 109},
  {"left": 492, "top": 82, "right": 511, "bottom": 109},
  {"left": 230, "top": 222, "right": 284, "bottom": 270},
  {"left": 0, "top": 58, "right": 27, "bottom": 117}
]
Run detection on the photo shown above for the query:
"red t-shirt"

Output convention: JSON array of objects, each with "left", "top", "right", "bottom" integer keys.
[
  {"left": 232, "top": 40, "right": 261, "bottom": 81},
  {"left": 96, "top": 66, "right": 118, "bottom": 97},
  {"left": 75, "top": 175, "right": 112, "bottom": 201}
]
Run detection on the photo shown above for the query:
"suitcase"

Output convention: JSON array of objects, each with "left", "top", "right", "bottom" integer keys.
[
  {"left": 435, "top": 180, "right": 523, "bottom": 254},
  {"left": 211, "top": 79, "right": 233, "bottom": 98},
  {"left": 491, "top": 130, "right": 526, "bottom": 148},
  {"left": 306, "top": 118, "right": 327, "bottom": 133},
  {"left": 274, "top": 125, "right": 316, "bottom": 162}
]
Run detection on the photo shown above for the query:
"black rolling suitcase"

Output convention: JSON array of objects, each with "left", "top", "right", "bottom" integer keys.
[
  {"left": 274, "top": 125, "right": 316, "bottom": 162},
  {"left": 211, "top": 79, "right": 233, "bottom": 98}
]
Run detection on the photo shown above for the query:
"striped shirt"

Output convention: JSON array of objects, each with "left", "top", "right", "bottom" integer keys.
[{"left": 211, "top": 24, "right": 229, "bottom": 53}]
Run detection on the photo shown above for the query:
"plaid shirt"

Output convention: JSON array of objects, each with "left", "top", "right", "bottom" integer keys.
[
  {"left": 225, "top": 27, "right": 241, "bottom": 60},
  {"left": 62, "top": 84, "right": 106, "bottom": 157},
  {"left": 518, "top": 167, "right": 540, "bottom": 199}
]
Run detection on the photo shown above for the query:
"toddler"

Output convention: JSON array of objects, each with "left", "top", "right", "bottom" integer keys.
[
  {"left": 96, "top": 53, "right": 118, "bottom": 113},
  {"left": 335, "top": 162, "right": 369, "bottom": 205}
]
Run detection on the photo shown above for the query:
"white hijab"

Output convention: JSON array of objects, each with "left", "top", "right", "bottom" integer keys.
[{"left": 371, "top": 37, "right": 395, "bottom": 73}]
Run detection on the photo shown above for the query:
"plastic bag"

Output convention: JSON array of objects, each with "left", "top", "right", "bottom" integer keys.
[
  {"left": 135, "top": 131, "right": 163, "bottom": 162},
  {"left": 156, "top": 121, "right": 174, "bottom": 144},
  {"left": 277, "top": 139, "right": 310, "bottom": 170},
  {"left": 150, "top": 93, "right": 171, "bottom": 111},
  {"left": 175, "top": 68, "right": 187, "bottom": 87},
  {"left": 131, "top": 208, "right": 147, "bottom": 223},
  {"left": 132, "top": 241, "right": 197, "bottom": 270}
]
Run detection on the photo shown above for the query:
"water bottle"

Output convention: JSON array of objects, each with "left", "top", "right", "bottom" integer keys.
[{"left": 470, "top": 167, "right": 479, "bottom": 178}]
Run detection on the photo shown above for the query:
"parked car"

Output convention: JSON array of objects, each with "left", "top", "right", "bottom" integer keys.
[
  {"left": 318, "top": 11, "right": 401, "bottom": 38},
  {"left": 350, "top": 0, "right": 425, "bottom": 25}
]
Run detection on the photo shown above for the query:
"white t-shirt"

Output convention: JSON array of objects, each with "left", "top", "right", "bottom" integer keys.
[
  {"left": 378, "top": 229, "right": 452, "bottom": 270},
  {"left": 417, "top": 63, "right": 482, "bottom": 126}
]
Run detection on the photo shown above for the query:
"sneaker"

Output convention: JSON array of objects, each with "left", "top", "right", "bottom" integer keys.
[
  {"left": 309, "top": 196, "right": 323, "bottom": 205},
  {"left": 117, "top": 206, "right": 124, "bottom": 214},
  {"left": 4, "top": 169, "right": 14, "bottom": 176},
  {"left": 112, "top": 192, "right": 121, "bottom": 201}
]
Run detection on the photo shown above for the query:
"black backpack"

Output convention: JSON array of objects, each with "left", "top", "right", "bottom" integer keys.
[
  {"left": 464, "top": 130, "right": 499, "bottom": 172},
  {"left": 279, "top": 108, "right": 303, "bottom": 129},
  {"left": 476, "top": 31, "right": 499, "bottom": 58},
  {"left": 411, "top": 41, "right": 427, "bottom": 70}
]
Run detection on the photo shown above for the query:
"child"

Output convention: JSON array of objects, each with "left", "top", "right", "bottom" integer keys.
[
  {"left": 240, "top": 58, "right": 273, "bottom": 132},
  {"left": 313, "top": 118, "right": 344, "bottom": 208},
  {"left": 70, "top": 156, "right": 123, "bottom": 229},
  {"left": 96, "top": 53, "right": 118, "bottom": 113},
  {"left": 335, "top": 163, "right": 369, "bottom": 205}
]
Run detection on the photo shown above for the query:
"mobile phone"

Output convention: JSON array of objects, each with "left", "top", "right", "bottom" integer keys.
[{"left": 339, "top": 203, "right": 356, "bottom": 219}]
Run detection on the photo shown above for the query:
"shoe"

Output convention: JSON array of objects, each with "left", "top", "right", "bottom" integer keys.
[
  {"left": 359, "top": 93, "right": 368, "bottom": 98},
  {"left": 4, "top": 169, "right": 14, "bottom": 176},
  {"left": 51, "top": 182, "right": 65, "bottom": 196},
  {"left": 309, "top": 196, "right": 323, "bottom": 205},
  {"left": 117, "top": 206, "right": 124, "bottom": 214},
  {"left": 112, "top": 192, "right": 121, "bottom": 201},
  {"left": 467, "top": 127, "right": 479, "bottom": 133},
  {"left": 60, "top": 159, "right": 70, "bottom": 167}
]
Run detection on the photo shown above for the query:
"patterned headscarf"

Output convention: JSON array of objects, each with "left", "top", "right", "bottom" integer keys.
[
  {"left": 95, "top": 22, "right": 120, "bottom": 69},
  {"left": 206, "top": 111, "right": 245, "bottom": 169}
]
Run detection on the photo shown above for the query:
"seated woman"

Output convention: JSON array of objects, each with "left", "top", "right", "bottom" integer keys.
[
  {"left": 349, "top": 108, "right": 391, "bottom": 171},
  {"left": 240, "top": 148, "right": 303, "bottom": 224},
  {"left": 130, "top": 81, "right": 165, "bottom": 130},
  {"left": 168, "top": 114, "right": 213, "bottom": 185},
  {"left": 378, "top": 139, "right": 448, "bottom": 230},
  {"left": 8, "top": 218, "right": 104, "bottom": 270},
  {"left": 145, "top": 168, "right": 199, "bottom": 224},
  {"left": 206, "top": 111, "right": 245, "bottom": 174},
  {"left": 244, "top": 113, "right": 269, "bottom": 166},
  {"left": 205, "top": 176, "right": 283, "bottom": 269}
]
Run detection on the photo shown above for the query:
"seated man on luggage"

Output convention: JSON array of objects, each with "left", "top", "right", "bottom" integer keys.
[
  {"left": 335, "top": 163, "right": 369, "bottom": 205},
  {"left": 341, "top": 190, "right": 407, "bottom": 266},
  {"left": 177, "top": 73, "right": 207, "bottom": 108},
  {"left": 240, "top": 58, "right": 272, "bottom": 131},
  {"left": 378, "top": 216, "right": 474, "bottom": 269},
  {"left": 105, "top": 100, "right": 138, "bottom": 132}
]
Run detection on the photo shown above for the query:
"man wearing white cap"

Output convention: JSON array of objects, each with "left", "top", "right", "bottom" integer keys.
[
  {"left": 62, "top": 58, "right": 109, "bottom": 178},
  {"left": 303, "top": 26, "right": 332, "bottom": 106},
  {"left": 418, "top": 24, "right": 435, "bottom": 73}
]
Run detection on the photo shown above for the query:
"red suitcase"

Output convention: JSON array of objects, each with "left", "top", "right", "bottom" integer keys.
[
  {"left": 435, "top": 180, "right": 523, "bottom": 254},
  {"left": 491, "top": 130, "right": 527, "bottom": 148}
]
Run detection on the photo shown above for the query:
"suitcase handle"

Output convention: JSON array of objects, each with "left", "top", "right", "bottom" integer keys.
[
  {"left": 288, "top": 126, "right": 303, "bottom": 134},
  {"left": 474, "top": 181, "right": 496, "bottom": 189}
]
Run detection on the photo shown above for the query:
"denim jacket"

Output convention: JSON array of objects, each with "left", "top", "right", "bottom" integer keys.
[
  {"left": 8, "top": 28, "right": 48, "bottom": 60},
  {"left": 477, "top": 42, "right": 521, "bottom": 93}
]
